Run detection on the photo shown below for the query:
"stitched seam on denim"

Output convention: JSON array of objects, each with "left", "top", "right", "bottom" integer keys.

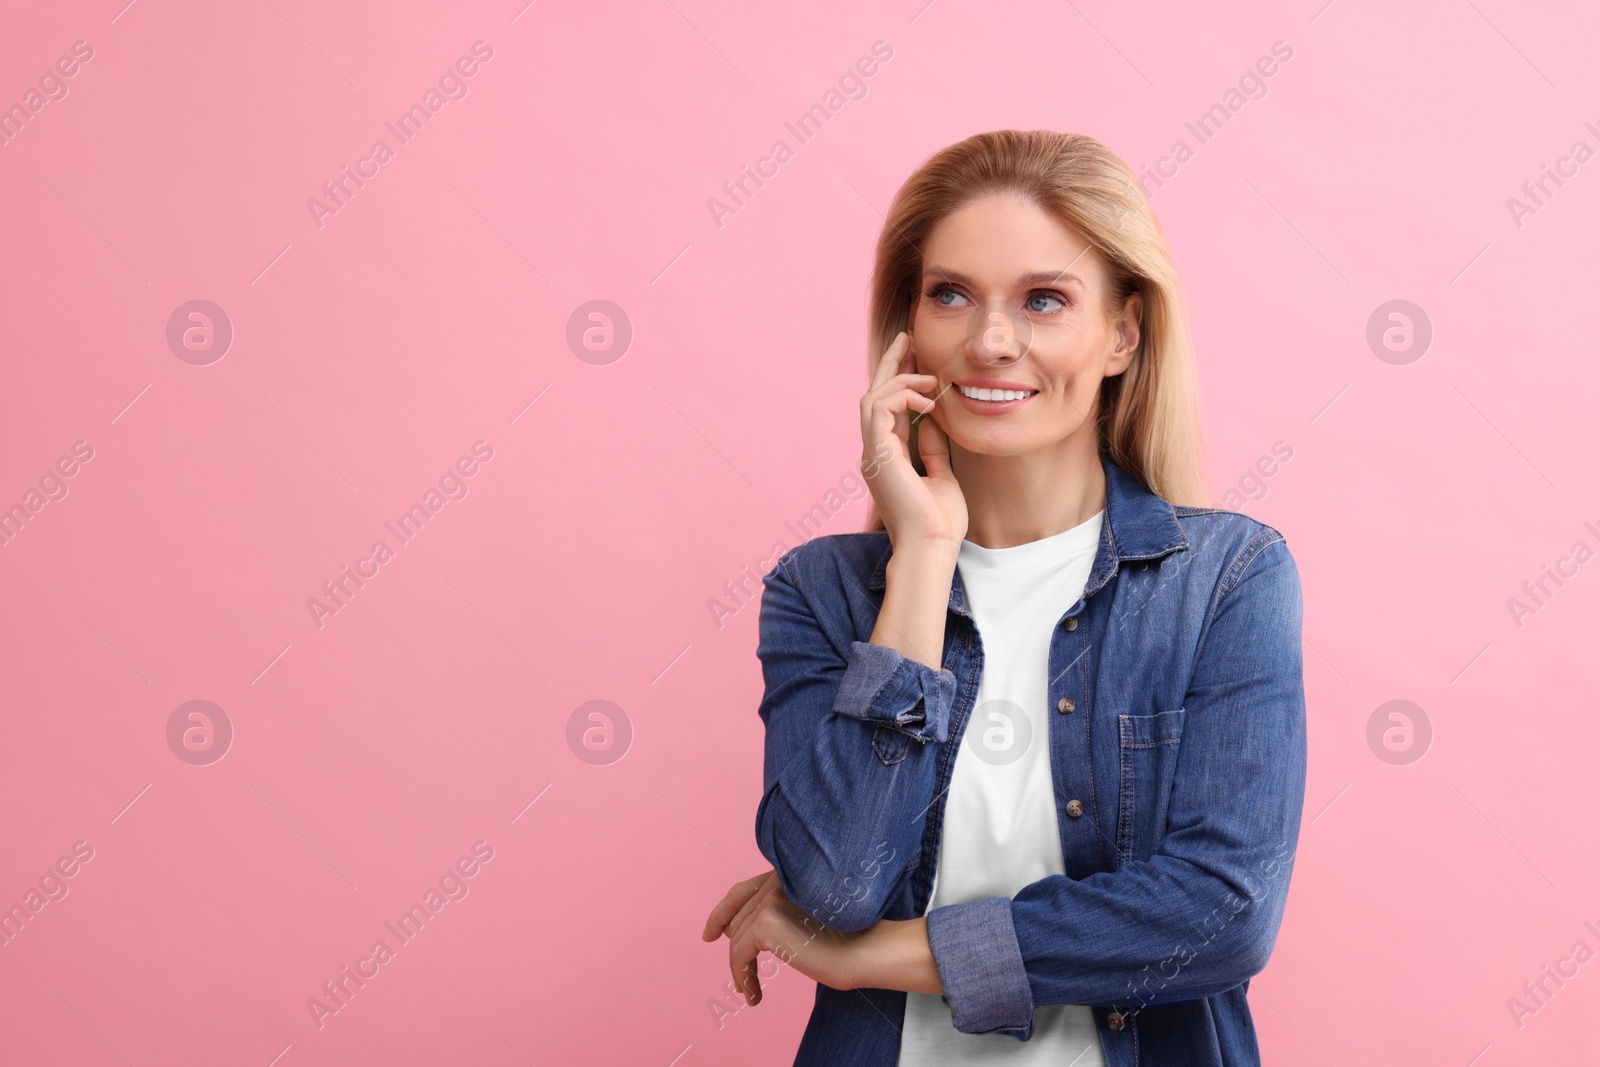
[
  {"left": 864, "top": 684, "right": 934, "bottom": 742},
  {"left": 1220, "top": 529, "right": 1275, "bottom": 595},
  {"left": 871, "top": 653, "right": 913, "bottom": 732},
  {"left": 1227, "top": 530, "right": 1285, "bottom": 591},
  {"left": 1082, "top": 608, "right": 1108, "bottom": 872},
  {"left": 1218, "top": 530, "right": 1286, "bottom": 603},
  {"left": 1118, "top": 739, "right": 1134, "bottom": 867},
  {"left": 1117, "top": 547, "right": 1187, "bottom": 562},
  {"left": 1118, "top": 500, "right": 1190, "bottom": 559},
  {"left": 872, "top": 723, "right": 909, "bottom": 764},
  {"left": 869, "top": 539, "right": 893, "bottom": 589},
  {"left": 897, "top": 655, "right": 948, "bottom": 742},
  {"left": 868, "top": 713, "right": 933, "bottom": 742},
  {"left": 777, "top": 541, "right": 804, "bottom": 587}
]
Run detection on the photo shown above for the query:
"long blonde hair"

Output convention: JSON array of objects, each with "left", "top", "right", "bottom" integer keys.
[{"left": 862, "top": 129, "right": 1208, "bottom": 532}]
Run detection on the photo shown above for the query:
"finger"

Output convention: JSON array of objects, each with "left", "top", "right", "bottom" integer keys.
[
  {"left": 701, "top": 871, "right": 773, "bottom": 941},
  {"left": 725, "top": 871, "right": 780, "bottom": 945},
  {"left": 870, "top": 331, "right": 911, "bottom": 389},
  {"left": 860, "top": 373, "right": 938, "bottom": 449},
  {"left": 868, "top": 392, "right": 940, "bottom": 475},
  {"left": 862, "top": 371, "right": 939, "bottom": 406},
  {"left": 891, "top": 379, "right": 911, "bottom": 452},
  {"left": 705, "top": 871, "right": 775, "bottom": 940},
  {"left": 729, "top": 930, "right": 764, "bottom": 1005},
  {"left": 703, "top": 895, "right": 740, "bottom": 942},
  {"left": 870, "top": 331, "right": 906, "bottom": 388},
  {"left": 743, "top": 955, "right": 763, "bottom": 1005},
  {"left": 866, "top": 388, "right": 938, "bottom": 448},
  {"left": 917, "top": 414, "right": 954, "bottom": 479}
]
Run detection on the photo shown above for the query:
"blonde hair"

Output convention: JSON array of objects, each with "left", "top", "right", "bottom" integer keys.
[{"left": 862, "top": 129, "right": 1208, "bottom": 532}]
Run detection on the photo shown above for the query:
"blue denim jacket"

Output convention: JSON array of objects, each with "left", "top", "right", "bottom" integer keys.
[{"left": 752, "top": 451, "right": 1306, "bottom": 1066}]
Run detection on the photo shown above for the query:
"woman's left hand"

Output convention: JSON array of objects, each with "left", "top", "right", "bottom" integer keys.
[{"left": 701, "top": 869, "right": 865, "bottom": 1005}]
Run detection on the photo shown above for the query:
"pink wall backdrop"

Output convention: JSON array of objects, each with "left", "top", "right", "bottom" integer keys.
[{"left": 3, "top": 0, "right": 1598, "bottom": 1063}]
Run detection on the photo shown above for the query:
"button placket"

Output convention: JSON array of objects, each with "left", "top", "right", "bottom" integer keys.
[{"left": 1050, "top": 599, "right": 1105, "bottom": 876}]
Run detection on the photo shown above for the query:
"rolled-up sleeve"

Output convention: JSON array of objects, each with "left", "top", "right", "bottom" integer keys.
[
  {"left": 925, "top": 535, "right": 1306, "bottom": 1032},
  {"left": 926, "top": 898, "right": 1035, "bottom": 1038},
  {"left": 832, "top": 640, "right": 955, "bottom": 743},
  {"left": 754, "top": 546, "right": 958, "bottom": 933}
]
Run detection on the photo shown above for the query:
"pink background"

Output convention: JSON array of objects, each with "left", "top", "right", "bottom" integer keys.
[{"left": 3, "top": 0, "right": 1598, "bottom": 1063}]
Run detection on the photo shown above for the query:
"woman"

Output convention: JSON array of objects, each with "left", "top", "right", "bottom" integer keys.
[{"left": 702, "top": 129, "right": 1306, "bottom": 1067}]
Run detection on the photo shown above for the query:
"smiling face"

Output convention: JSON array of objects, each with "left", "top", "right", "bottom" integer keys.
[{"left": 909, "top": 193, "right": 1141, "bottom": 462}]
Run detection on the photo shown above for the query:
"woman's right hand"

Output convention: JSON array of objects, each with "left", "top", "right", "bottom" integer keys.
[{"left": 860, "top": 331, "right": 968, "bottom": 552}]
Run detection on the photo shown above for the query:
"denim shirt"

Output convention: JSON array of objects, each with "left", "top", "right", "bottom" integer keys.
[{"left": 753, "top": 451, "right": 1307, "bottom": 1067}]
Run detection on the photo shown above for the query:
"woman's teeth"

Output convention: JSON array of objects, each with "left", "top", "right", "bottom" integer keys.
[{"left": 957, "top": 385, "right": 1037, "bottom": 401}]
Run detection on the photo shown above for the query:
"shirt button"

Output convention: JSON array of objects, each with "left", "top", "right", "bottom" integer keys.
[
  {"left": 1066, "top": 616, "right": 1078, "bottom": 631},
  {"left": 1107, "top": 1011, "right": 1124, "bottom": 1030},
  {"left": 1065, "top": 799, "right": 1084, "bottom": 818},
  {"left": 1057, "top": 697, "right": 1075, "bottom": 714}
]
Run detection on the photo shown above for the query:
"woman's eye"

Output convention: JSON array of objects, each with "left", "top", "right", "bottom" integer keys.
[{"left": 926, "top": 285, "right": 1065, "bottom": 314}]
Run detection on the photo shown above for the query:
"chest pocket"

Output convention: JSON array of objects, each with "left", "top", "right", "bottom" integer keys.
[{"left": 1116, "top": 709, "right": 1186, "bottom": 866}]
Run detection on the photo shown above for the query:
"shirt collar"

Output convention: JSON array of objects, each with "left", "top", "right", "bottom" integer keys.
[{"left": 865, "top": 450, "right": 1189, "bottom": 615}]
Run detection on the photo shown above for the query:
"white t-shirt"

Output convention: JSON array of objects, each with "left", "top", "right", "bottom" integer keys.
[{"left": 896, "top": 509, "right": 1106, "bottom": 1067}]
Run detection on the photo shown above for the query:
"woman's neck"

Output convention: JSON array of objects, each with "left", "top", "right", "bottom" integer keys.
[{"left": 951, "top": 433, "right": 1107, "bottom": 549}]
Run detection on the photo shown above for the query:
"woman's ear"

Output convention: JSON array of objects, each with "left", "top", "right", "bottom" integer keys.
[{"left": 1106, "top": 293, "right": 1142, "bottom": 376}]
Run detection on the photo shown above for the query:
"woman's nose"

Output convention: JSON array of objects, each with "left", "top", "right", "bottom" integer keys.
[{"left": 965, "top": 302, "right": 1033, "bottom": 363}]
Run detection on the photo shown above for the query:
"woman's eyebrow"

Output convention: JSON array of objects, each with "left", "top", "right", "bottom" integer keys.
[{"left": 923, "top": 266, "right": 1084, "bottom": 288}]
